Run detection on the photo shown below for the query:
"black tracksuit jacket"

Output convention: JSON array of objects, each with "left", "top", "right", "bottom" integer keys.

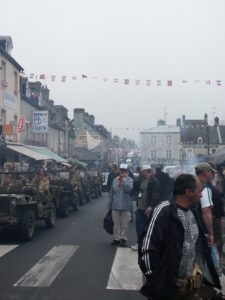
[{"left": 138, "top": 200, "right": 221, "bottom": 300}]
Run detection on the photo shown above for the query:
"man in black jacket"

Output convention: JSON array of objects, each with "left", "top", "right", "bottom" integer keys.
[
  {"left": 106, "top": 164, "right": 119, "bottom": 192},
  {"left": 139, "top": 174, "right": 221, "bottom": 300},
  {"left": 131, "top": 165, "right": 160, "bottom": 250}
]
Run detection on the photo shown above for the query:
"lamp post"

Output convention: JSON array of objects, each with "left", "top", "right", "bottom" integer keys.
[{"left": 206, "top": 124, "right": 210, "bottom": 156}]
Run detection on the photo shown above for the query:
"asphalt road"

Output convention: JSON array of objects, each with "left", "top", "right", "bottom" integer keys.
[{"left": 0, "top": 193, "right": 144, "bottom": 300}]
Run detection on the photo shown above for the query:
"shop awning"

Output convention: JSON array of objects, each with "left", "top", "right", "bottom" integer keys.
[
  {"left": 27, "top": 146, "right": 67, "bottom": 163},
  {"left": 6, "top": 142, "right": 49, "bottom": 161},
  {"left": 67, "top": 158, "right": 88, "bottom": 168}
]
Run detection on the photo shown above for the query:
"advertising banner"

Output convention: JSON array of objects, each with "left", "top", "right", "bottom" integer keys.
[
  {"left": 17, "top": 115, "right": 24, "bottom": 133},
  {"left": 33, "top": 111, "right": 48, "bottom": 133}
]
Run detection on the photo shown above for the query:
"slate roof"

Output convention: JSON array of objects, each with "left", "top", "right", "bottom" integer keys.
[{"left": 181, "top": 125, "right": 224, "bottom": 144}]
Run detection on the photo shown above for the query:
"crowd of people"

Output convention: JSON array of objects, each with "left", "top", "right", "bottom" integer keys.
[{"left": 106, "top": 161, "right": 225, "bottom": 299}]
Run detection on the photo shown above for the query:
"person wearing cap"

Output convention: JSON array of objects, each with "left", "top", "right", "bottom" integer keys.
[
  {"left": 195, "top": 162, "right": 215, "bottom": 246},
  {"left": 108, "top": 163, "right": 133, "bottom": 247},
  {"left": 131, "top": 164, "right": 160, "bottom": 250}
]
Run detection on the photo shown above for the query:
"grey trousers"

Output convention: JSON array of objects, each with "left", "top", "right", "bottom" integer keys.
[{"left": 112, "top": 210, "right": 131, "bottom": 241}]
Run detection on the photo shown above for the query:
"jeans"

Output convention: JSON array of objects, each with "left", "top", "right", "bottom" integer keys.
[{"left": 135, "top": 209, "right": 148, "bottom": 243}]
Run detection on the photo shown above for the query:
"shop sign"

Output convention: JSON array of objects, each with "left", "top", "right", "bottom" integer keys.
[
  {"left": 33, "top": 111, "right": 48, "bottom": 133},
  {"left": 2, "top": 124, "right": 13, "bottom": 135},
  {"left": 17, "top": 115, "right": 24, "bottom": 133}
]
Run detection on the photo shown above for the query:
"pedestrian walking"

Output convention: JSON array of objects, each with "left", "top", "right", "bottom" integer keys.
[
  {"left": 195, "top": 162, "right": 216, "bottom": 246},
  {"left": 155, "top": 166, "right": 174, "bottom": 201},
  {"left": 139, "top": 174, "right": 221, "bottom": 300},
  {"left": 131, "top": 164, "right": 160, "bottom": 251},
  {"left": 108, "top": 164, "right": 133, "bottom": 247},
  {"left": 214, "top": 166, "right": 225, "bottom": 199},
  {"left": 208, "top": 162, "right": 225, "bottom": 259},
  {"left": 106, "top": 164, "right": 119, "bottom": 192}
]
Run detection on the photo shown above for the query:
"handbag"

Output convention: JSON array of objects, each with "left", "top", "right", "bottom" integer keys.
[
  {"left": 103, "top": 210, "right": 114, "bottom": 234},
  {"left": 190, "top": 262, "right": 203, "bottom": 289}
]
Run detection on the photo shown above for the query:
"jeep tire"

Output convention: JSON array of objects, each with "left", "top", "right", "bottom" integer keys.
[
  {"left": 59, "top": 195, "right": 70, "bottom": 217},
  {"left": 20, "top": 209, "right": 36, "bottom": 241}
]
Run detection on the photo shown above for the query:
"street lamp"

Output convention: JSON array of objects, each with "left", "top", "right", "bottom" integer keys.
[{"left": 206, "top": 124, "right": 210, "bottom": 156}]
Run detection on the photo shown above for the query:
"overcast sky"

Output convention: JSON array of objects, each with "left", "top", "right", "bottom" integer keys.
[{"left": 1, "top": 0, "right": 225, "bottom": 142}]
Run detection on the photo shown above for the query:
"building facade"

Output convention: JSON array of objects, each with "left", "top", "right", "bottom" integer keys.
[
  {"left": 0, "top": 36, "right": 23, "bottom": 142},
  {"left": 140, "top": 120, "right": 181, "bottom": 166},
  {"left": 20, "top": 78, "right": 72, "bottom": 157},
  {"left": 179, "top": 114, "right": 225, "bottom": 162}
]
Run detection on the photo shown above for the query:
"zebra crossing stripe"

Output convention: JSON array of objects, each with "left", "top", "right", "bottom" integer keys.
[
  {"left": 0, "top": 245, "right": 18, "bottom": 258},
  {"left": 106, "top": 248, "right": 143, "bottom": 290},
  {"left": 14, "top": 245, "right": 78, "bottom": 287}
]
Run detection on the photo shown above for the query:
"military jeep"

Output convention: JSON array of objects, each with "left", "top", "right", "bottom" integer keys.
[
  {"left": 0, "top": 171, "right": 56, "bottom": 241},
  {"left": 49, "top": 171, "right": 79, "bottom": 217}
]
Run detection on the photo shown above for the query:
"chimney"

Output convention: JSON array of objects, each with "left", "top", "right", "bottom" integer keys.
[
  {"left": 182, "top": 115, "right": 186, "bottom": 126},
  {"left": 41, "top": 85, "right": 50, "bottom": 102},
  {"left": 73, "top": 108, "right": 85, "bottom": 119},
  {"left": 176, "top": 118, "right": 181, "bottom": 127},
  {"left": 29, "top": 81, "right": 42, "bottom": 96},
  {"left": 204, "top": 113, "right": 208, "bottom": 125},
  {"left": 89, "top": 115, "right": 95, "bottom": 125},
  {"left": 157, "top": 119, "right": 165, "bottom": 126}
]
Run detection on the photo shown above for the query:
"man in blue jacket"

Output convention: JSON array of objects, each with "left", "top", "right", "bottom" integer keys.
[
  {"left": 108, "top": 163, "right": 133, "bottom": 247},
  {"left": 139, "top": 174, "right": 221, "bottom": 300}
]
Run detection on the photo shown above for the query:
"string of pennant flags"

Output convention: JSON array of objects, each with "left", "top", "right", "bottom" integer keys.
[{"left": 19, "top": 72, "right": 223, "bottom": 87}]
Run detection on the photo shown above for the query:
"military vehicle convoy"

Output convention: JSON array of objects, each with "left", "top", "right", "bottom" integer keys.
[
  {"left": 0, "top": 171, "right": 56, "bottom": 241},
  {"left": 0, "top": 168, "right": 103, "bottom": 241},
  {"left": 49, "top": 175, "right": 79, "bottom": 217}
]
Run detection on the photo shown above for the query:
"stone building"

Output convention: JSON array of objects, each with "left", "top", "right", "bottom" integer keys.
[
  {"left": 20, "top": 79, "right": 73, "bottom": 157},
  {"left": 71, "top": 108, "right": 112, "bottom": 168},
  {"left": 140, "top": 119, "right": 181, "bottom": 167},
  {"left": 0, "top": 36, "right": 23, "bottom": 142},
  {"left": 179, "top": 114, "right": 225, "bottom": 162}
]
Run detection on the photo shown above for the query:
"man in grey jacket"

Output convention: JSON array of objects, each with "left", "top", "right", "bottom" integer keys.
[{"left": 108, "top": 163, "right": 133, "bottom": 247}]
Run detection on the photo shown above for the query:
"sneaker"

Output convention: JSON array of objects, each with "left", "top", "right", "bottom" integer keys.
[
  {"left": 111, "top": 239, "right": 120, "bottom": 246},
  {"left": 120, "top": 239, "right": 127, "bottom": 247},
  {"left": 130, "top": 243, "right": 138, "bottom": 251}
]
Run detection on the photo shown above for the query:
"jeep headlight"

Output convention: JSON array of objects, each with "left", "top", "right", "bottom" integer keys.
[{"left": 10, "top": 198, "right": 17, "bottom": 209}]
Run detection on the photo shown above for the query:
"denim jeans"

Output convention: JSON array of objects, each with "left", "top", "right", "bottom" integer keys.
[{"left": 135, "top": 209, "right": 148, "bottom": 243}]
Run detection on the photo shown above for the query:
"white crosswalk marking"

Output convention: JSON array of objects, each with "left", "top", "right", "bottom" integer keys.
[
  {"left": 14, "top": 245, "right": 78, "bottom": 287},
  {"left": 106, "top": 248, "right": 143, "bottom": 290},
  {"left": 0, "top": 245, "right": 18, "bottom": 258}
]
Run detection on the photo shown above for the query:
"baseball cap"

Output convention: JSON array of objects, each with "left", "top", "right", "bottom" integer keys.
[
  {"left": 195, "top": 162, "right": 217, "bottom": 174},
  {"left": 141, "top": 164, "right": 151, "bottom": 171},
  {"left": 120, "top": 163, "right": 128, "bottom": 170}
]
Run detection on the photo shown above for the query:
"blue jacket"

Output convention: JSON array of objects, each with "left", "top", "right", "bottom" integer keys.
[{"left": 108, "top": 176, "right": 133, "bottom": 211}]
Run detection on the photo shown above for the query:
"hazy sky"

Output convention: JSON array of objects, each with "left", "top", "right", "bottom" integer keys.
[{"left": 1, "top": 0, "right": 225, "bottom": 142}]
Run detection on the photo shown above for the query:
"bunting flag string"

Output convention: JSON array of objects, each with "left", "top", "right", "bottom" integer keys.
[{"left": 19, "top": 71, "right": 223, "bottom": 87}]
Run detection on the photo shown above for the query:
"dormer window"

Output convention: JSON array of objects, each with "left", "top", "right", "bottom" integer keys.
[{"left": 197, "top": 137, "right": 203, "bottom": 144}]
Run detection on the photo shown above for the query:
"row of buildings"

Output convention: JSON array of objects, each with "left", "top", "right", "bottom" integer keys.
[
  {"left": 140, "top": 114, "right": 225, "bottom": 166},
  {"left": 0, "top": 36, "right": 122, "bottom": 169}
]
